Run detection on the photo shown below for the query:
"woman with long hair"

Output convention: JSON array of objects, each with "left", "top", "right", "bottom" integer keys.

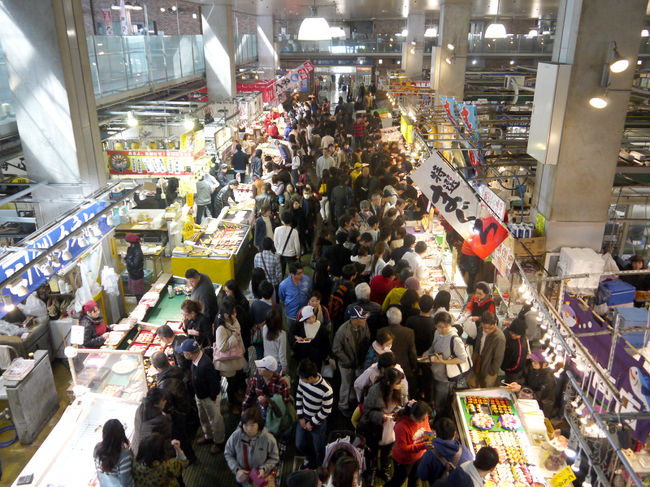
[
  {"left": 131, "top": 387, "right": 172, "bottom": 458},
  {"left": 332, "top": 456, "right": 360, "bottom": 487},
  {"left": 214, "top": 299, "right": 248, "bottom": 414},
  {"left": 370, "top": 241, "right": 389, "bottom": 278},
  {"left": 250, "top": 268, "right": 267, "bottom": 300},
  {"left": 224, "top": 279, "right": 252, "bottom": 349},
  {"left": 357, "top": 367, "right": 405, "bottom": 483},
  {"left": 94, "top": 419, "right": 134, "bottom": 487},
  {"left": 262, "top": 307, "right": 287, "bottom": 374}
]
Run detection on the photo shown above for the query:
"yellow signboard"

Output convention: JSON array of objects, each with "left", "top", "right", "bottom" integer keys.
[
  {"left": 550, "top": 465, "right": 576, "bottom": 487},
  {"left": 400, "top": 116, "right": 413, "bottom": 144}
]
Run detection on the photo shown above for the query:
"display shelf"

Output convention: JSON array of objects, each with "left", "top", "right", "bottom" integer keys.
[
  {"left": 12, "top": 394, "right": 139, "bottom": 487},
  {"left": 454, "top": 388, "right": 560, "bottom": 487}
]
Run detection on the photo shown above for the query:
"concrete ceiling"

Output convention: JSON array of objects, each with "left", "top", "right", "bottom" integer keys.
[{"left": 227, "top": 0, "right": 560, "bottom": 19}]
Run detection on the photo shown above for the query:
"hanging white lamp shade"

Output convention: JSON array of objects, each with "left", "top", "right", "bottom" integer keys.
[
  {"left": 298, "top": 17, "right": 332, "bottom": 40},
  {"left": 485, "top": 23, "right": 507, "bottom": 38},
  {"left": 329, "top": 26, "right": 346, "bottom": 38},
  {"left": 424, "top": 27, "right": 437, "bottom": 37}
]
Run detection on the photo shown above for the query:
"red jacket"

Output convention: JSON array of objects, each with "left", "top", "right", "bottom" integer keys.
[
  {"left": 392, "top": 415, "right": 432, "bottom": 465},
  {"left": 369, "top": 275, "right": 398, "bottom": 305}
]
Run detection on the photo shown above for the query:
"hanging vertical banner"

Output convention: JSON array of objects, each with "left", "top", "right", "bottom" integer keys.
[
  {"left": 119, "top": 0, "right": 129, "bottom": 35},
  {"left": 491, "top": 238, "right": 515, "bottom": 277},
  {"left": 439, "top": 96, "right": 456, "bottom": 124},
  {"left": 102, "top": 9, "right": 114, "bottom": 35},
  {"left": 410, "top": 152, "right": 508, "bottom": 260},
  {"left": 457, "top": 102, "right": 478, "bottom": 136}
]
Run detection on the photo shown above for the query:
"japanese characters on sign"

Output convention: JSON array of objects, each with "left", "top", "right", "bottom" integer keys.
[
  {"left": 478, "top": 185, "right": 507, "bottom": 221},
  {"left": 410, "top": 153, "right": 508, "bottom": 260}
]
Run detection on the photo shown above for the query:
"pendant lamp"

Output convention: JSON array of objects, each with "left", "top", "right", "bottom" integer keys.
[
  {"left": 298, "top": 6, "right": 331, "bottom": 41},
  {"left": 485, "top": 0, "right": 507, "bottom": 38}
]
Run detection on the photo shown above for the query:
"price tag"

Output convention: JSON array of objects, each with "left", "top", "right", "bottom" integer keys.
[
  {"left": 70, "top": 325, "right": 85, "bottom": 345},
  {"left": 550, "top": 465, "right": 576, "bottom": 487}
]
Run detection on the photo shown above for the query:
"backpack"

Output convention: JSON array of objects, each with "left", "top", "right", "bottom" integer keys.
[
  {"left": 430, "top": 446, "right": 464, "bottom": 486},
  {"left": 328, "top": 282, "right": 349, "bottom": 325},
  {"left": 266, "top": 393, "right": 296, "bottom": 438}
]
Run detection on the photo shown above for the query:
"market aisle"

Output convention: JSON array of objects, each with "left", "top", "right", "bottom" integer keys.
[{"left": 0, "top": 362, "right": 71, "bottom": 486}]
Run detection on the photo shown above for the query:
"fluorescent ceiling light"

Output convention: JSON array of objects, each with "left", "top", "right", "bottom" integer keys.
[
  {"left": 485, "top": 23, "right": 507, "bottom": 38},
  {"left": 589, "top": 96, "right": 608, "bottom": 109},
  {"left": 424, "top": 27, "right": 437, "bottom": 37},
  {"left": 298, "top": 17, "right": 332, "bottom": 40},
  {"left": 329, "top": 26, "right": 345, "bottom": 38}
]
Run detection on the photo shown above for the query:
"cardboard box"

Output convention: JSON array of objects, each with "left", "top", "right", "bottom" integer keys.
[{"left": 513, "top": 236, "right": 546, "bottom": 257}]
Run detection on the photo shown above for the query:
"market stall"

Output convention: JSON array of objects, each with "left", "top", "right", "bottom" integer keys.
[{"left": 454, "top": 388, "right": 560, "bottom": 487}]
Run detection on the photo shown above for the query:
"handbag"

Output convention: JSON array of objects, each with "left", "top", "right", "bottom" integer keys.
[
  {"left": 213, "top": 325, "right": 245, "bottom": 361},
  {"left": 321, "top": 357, "right": 336, "bottom": 379},
  {"left": 445, "top": 336, "right": 473, "bottom": 381},
  {"left": 243, "top": 443, "right": 277, "bottom": 487}
]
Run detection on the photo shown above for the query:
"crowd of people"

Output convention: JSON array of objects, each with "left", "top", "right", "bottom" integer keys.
[{"left": 92, "top": 91, "right": 559, "bottom": 487}]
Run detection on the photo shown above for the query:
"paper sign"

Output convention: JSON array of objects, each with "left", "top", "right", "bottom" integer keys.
[
  {"left": 70, "top": 325, "right": 85, "bottom": 346},
  {"left": 102, "top": 9, "right": 113, "bottom": 35},
  {"left": 478, "top": 185, "right": 507, "bottom": 221},
  {"left": 492, "top": 238, "right": 515, "bottom": 277},
  {"left": 535, "top": 211, "right": 546, "bottom": 235},
  {"left": 550, "top": 465, "right": 576, "bottom": 487},
  {"left": 410, "top": 153, "right": 508, "bottom": 260}
]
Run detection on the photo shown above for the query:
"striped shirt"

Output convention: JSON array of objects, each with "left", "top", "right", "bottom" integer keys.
[{"left": 296, "top": 375, "right": 333, "bottom": 426}]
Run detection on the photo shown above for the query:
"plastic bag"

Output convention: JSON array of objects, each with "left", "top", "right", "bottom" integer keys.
[
  {"left": 18, "top": 294, "right": 48, "bottom": 320},
  {"left": 101, "top": 266, "right": 121, "bottom": 296}
]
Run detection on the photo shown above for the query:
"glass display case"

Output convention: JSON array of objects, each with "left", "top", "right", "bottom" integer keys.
[
  {"left": 71, "top": 349, "right": 147, "bottom": 403},
  {"left": 453, "top": 388, "right": 559, "bottom": 487}
]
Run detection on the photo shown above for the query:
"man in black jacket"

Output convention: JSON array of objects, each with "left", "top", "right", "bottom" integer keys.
[
  {"left": 178, "top": 338, "right": 225, "bottom": 454},
  {"left": 185, "top": 268, "right": 219, "bottom": 323},
  {"left": 231, "top": 144, "right": 249, "bottom": 182},
  {"left": 322, "top": 232, "right": 351, "bottom": 278},
  {"left": 151, "top": 351, "right": 197, "bottom": 462},
  {"left": 391, "top": 233, "right": 416, "bottom": 264},
  {"left": 156, "top": 325, "right": 191, "bottom": 377}
]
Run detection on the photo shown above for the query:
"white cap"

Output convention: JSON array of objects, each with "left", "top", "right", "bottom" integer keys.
[
  {"left": 300, "top": 305, "right": 315, "bottom": 322},
  {"left": 254, "top": 355, "right": 278, "bottom": 371}
]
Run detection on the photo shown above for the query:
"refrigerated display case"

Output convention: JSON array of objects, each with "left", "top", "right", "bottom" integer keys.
[{"left": 453, "top": 388, "right": 561, "bottom": 487}]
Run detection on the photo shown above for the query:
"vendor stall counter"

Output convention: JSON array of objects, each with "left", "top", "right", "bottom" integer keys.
[
  {"left": 171, "top": 206, "right": 252, "bottom": 285},
  {"left": 454, "top": 388, "right": 561, "bottom": 487}
]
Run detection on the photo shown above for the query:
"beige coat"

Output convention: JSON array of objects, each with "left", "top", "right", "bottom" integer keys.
[{"left": 214, "top": 319, "right": 246, "bottom": 376}]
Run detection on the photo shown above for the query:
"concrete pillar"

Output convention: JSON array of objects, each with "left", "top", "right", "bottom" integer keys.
[
  {"left": 529, "top": 0, "right": 646, "bottom": 251},
  {"left": 0, "top": 0, "right": 106, "bottom": 226},
  {"left": 257, "top": 15, "right": 277, "bottom": 79},
  {"left": 403, "top": 14, "right": 425, "bottom": 79},
  {"left": 202, "top": 2, "right": 236, "bottom": 101},
  {"left": 430, "top": 0, "right": 471, "bottom": 101}
]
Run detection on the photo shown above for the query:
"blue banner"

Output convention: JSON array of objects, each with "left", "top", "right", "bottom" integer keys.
[
  {"left": 440, "top": 96, "right": 456, "bottom": 124},
  {"left": 0, "top": 201, "right": 111, "bottom": 316}
]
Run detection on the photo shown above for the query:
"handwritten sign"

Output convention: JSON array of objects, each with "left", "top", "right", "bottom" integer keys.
[
  {"left": 410, "top": 153, "right": 508, "bottom": 260},
  {"left": 550, "top": 465, "right": 576, "bottom": 487}
]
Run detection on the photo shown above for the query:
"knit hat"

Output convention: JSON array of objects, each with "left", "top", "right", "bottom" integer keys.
[
  {"left": 509, "top": 318, "right": 527, "bottom": 337},
  {"left": 125, "top": 233, "right": 140, "bottom": 243},
  {"left": 82, "top": 300, "right": 98, "bottom": 314}
]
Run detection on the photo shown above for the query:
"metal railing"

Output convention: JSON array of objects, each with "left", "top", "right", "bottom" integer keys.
[
  {"left": 87, "top": 35, "right": 205, "bottom": 100},
  {"left": 276, "top": 33, "right": 555, "bottom": 56}
]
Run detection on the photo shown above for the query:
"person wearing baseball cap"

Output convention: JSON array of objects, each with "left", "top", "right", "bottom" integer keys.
[
  {"left": 242, "top": 355, "right": 291, "bottom": 418},
  {"left": 333, "top": 305, "right": 371, "bottom": 415},
  {"left": 122, "top": 232, "right": 145, "bottom": 301},
  {"left": 501, "top": 318, "right": 530, "bottom": 384},
  {"left": 505, "top": 348, "right": 556, "bottom": 416},
  {"left": 177, "top": 338, "right": 225, "bottom": 454}
]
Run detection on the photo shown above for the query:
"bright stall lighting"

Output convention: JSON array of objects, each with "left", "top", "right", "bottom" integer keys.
[{"left": 589, "top": 96, "right": 608, "bottom": 109}]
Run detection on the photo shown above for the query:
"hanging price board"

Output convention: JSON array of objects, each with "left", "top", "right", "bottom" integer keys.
[{"left": 550, "top": 465, "right": 576, "bottom": 487}]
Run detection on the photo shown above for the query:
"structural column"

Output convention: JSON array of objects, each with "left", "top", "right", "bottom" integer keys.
[
  {"left": 528, "top": 0, "right": 646, "bottom": 251},
  {"left": 257, "top": 15, "right": 277, "bottom": 80},
  {"left": 430, "top": 0, "right": 471, "bottom": 101},
  {"left": 402, "top": 13, "right": 425, "bottom": 79},
  {"left": 202, "top": 2, "right": 236, "bottom": 100},
  {"left": 0, "top": 0, "right": 106, "bottom": 226}
]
